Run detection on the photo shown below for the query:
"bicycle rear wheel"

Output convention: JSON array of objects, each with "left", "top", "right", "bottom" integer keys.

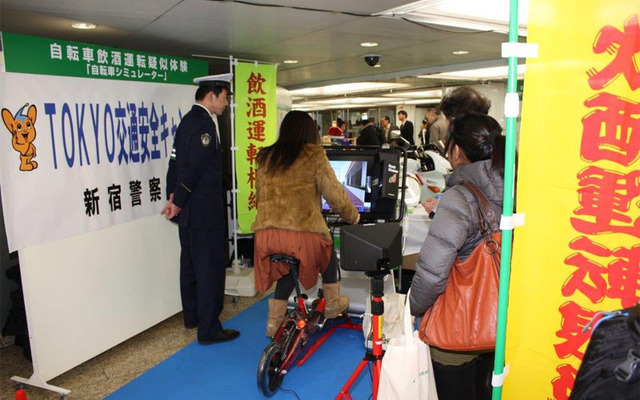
[{"left": 257, "top": 341, "right": 285, "bottom": 397}]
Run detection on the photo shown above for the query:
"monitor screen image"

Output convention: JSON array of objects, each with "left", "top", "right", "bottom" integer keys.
[{"left": 322, "top": 159, "right": 371, "bottom": 212}]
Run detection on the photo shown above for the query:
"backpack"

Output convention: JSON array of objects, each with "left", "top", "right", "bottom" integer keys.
[{"left": 569, "top": 304, "right": 640, "bottom": 399}]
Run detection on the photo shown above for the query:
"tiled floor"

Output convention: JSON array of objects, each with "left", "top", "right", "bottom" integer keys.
[{"left": 0, "top": 293, "right": 267, "bottom": 400}]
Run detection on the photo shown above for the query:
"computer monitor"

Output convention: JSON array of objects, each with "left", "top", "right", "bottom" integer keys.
[
  {"left": 322, "top": 158, "right": 371, "bottom": 213},
  {"left": 322, "top": 146, "right": 407, "bottom": 223},
  {"left": 340, "top": 223, "right": 403, "bottom": 272}
]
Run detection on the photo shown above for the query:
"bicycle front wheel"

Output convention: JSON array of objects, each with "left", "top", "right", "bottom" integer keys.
[{"left": 257, "top": 341, "right": 285, "bottom": 397}]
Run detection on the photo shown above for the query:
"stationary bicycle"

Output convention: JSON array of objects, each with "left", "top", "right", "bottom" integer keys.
[{"left": 257, "top": 254, "right": 358, "bottom": 397}]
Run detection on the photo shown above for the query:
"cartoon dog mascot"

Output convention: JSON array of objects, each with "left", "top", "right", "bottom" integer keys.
[{"left": 2, "top": 103, "right": 38, "bottom": 171}]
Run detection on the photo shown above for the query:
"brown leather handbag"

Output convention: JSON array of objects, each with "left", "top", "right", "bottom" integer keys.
[{"left": 418, "top": 181, "right": 501, "bottom": 352}]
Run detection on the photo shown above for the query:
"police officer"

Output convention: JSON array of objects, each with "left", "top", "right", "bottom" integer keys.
[{"left": 161, "top": 73, "right": 239, "bottom": 345}]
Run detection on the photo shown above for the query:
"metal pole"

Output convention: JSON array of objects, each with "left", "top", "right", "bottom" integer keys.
[
  {"left": 492, "top": 0, "right": 519, "bottom": 399},
  {"left": 229, "top": 55, "right": 239, "bottom": 263}
]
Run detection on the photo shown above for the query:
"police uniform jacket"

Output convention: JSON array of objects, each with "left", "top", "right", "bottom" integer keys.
[{"left": 172, "top": 104, "right": 224, "bottom": 229}]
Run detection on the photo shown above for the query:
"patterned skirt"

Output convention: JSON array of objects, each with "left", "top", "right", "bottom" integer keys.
[{"left": 253, "top": 229, "right": 332, "bottom": 292}]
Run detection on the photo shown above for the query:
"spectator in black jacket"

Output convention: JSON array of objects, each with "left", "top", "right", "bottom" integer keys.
[
  {"left": 356, "top": 118, "right": 381, "bottom": 146},
  {"left": 397, "top": 110, "right": 414, "bottom": 146}
]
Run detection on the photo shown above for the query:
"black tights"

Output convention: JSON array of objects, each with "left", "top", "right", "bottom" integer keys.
[{"left": 273, "top": 247, "right": 339, "bottom": 300}]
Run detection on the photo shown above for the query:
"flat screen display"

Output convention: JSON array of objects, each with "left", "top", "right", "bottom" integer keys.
[{"left": 322, "top": 159, "right": 371, "bottom": 212}]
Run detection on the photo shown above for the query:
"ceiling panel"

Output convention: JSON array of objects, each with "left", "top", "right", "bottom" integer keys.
[
  {"left": 0, "top": 0, "right": 525, "bottom": 105},
  {"left": 0, "top": 0, "right": 181, "bottom": 16},
  {"left": 224, "top": 0, "right": 413, "bottom": 15}
]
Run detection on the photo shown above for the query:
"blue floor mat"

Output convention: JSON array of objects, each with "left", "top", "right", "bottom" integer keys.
[{"left": 105, "top": 297, "right": 373, "bottom": 400}]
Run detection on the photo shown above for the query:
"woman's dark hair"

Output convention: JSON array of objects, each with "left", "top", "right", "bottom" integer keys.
[
  {"left": 440, "top": 86, "right": 491, "bottom": 122},
  {"left": 256, "top": 110, "right": 320, "bottom": 173},
  {"left": 445, "top": 113, "right": 505, "bottom": 176}
]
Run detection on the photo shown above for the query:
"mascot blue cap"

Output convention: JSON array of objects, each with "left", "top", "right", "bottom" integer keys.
[{"left": 14, "top": 103, "right": 30, "bottom": 123}]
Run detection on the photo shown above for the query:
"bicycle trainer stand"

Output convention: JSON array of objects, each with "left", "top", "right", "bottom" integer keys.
[{"left": 335, "top": 262, "right": 390, "bottom": 400}]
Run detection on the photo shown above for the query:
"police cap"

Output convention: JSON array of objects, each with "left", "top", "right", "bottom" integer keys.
[{"left": 193, "top": 73, "right": 233, "bottom": 95}]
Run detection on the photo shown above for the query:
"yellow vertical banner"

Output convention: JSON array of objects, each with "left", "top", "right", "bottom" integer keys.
[
  {"left": 234, "top": 62, "right": 277, "bottom": 233},
  {"left": 505, "top": 2, "right": 640, "bottom": 399}
]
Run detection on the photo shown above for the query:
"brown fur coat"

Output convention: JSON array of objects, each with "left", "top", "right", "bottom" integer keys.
[{"left": 251, "top": 144, "right": 359, "bottom": 241}]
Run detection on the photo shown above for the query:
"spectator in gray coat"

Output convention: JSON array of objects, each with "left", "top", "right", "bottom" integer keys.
[{"left": 409, "top": 113, "right": 505, "bottom": 400}]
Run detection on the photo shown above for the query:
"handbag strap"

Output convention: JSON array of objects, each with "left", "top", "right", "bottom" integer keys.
[
  {"left": 460, "top": 181, "right": 500, "bottom": 237},
  {"left": 404, "top": 289, "right": 415, "bottom": 344},
  {"left": 460, "top": 181, "right": 501, "bottom": 265}
]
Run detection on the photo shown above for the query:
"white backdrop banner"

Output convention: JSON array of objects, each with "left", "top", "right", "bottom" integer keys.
[{"left": 0, "top": 72, "right": 193, "bottom": 251}]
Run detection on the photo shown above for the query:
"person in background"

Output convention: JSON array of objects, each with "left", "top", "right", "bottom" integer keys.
[
  {"left": 424, "top": 107, "right": 438, "bottom": 126},
  {"left": 327, "top": 118, "right": 353, "bottom": 145},
  {"left": 409, "top": 113, "right": 505, "bottom": 400},
  {"left": 356, "top": 117, "right": 381, "bottom": 145},
  {"left": 427, "top": 108, "right": 447, "bottom": 149},
  {"left": 397, "top": 110, "right": 415, "bottom": 146},
  {"left": 326, "top": 119, "right": 344, "bottom": 137},
  {"left": 368, "top": 116, "right": 385, "bottom": 144},
  {"left": 252, "top": 110, "right": 360, "bottom": 337},
  {"left": 421, "top": 87, "right": 492, "bottom": 216},
  {"left": 441, "top": 86, "right": 491, "bottom": 125},
  {"left": 161, "top": 74, "right": 239, "bottom": 345},
  {"left": 338, "top": 118, "right": 348, "bottom": 133},
  {"left": 419, "top": 118, "right": 429, "bottom": 147},
  {"left": 381, "top": 115, "right": 399, "bottom": 143},
  {"left": 336, "top": 118, "right": 354, "bottom": 145}
]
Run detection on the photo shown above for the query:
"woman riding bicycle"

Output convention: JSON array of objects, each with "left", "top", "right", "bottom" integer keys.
[{"left": 252, "top": 110, "right": 360, "bottom": 337}]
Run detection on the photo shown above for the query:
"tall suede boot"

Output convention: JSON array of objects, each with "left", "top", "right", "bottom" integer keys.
[
  {"left": 266, "top": 298, "right": 288, "bottom": 337},
  {"left": 323, "top": 282, "right": 349, "bottom": 319}
]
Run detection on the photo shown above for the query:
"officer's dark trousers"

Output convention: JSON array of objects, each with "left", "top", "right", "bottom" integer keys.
[{"left": 179, "top": 226, "right": 226, "bottom": 341}]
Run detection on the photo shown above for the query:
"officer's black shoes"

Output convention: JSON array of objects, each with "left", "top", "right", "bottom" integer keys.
[
  {"left": 184, "top": 322, "right": 198, "bottom": 329},
  {"left": 198, "top": 329, "right": 240, "bottom": 345}
]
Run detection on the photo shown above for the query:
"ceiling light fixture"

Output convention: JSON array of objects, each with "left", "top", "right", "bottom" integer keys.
[
  {"left": 403, "top": 98, "right": 442, "bottom": 105},
  {"left": 71, "top": 22, "right": 97, "bottom": 30},
  {"left": 382, "top": 89, "right": 443, "bottom": 98},
  {"left": 452, "top": 50, "right": 469, "bottom": 55},
  {"left": 283, "top": 60, "right": 299, "bottom": 64},
  {"left": 290, "top": 82, "right": 409, "bottom": 97},
  {"left": 360, "top": 42, "right": 379, "bottom": 47},
  {"left": 418, "top": 64, "right": 526, "bottom": 80}
]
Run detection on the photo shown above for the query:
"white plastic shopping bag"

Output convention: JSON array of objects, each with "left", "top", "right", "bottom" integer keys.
[{"left": 378, "top": 289, "right": 438, "bottom": 400}]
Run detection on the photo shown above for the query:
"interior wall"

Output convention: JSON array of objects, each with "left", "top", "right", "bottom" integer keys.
[
  {"left": 19, "top": 215, "right": 181, "bottom": 381},
  {"left": 0, "top": 189, "right": 19, "bottom": 334}
]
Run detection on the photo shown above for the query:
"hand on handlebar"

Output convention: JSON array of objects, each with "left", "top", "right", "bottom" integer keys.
[{"left": 352, "top": 214, "right": 360, "bottom": 225}]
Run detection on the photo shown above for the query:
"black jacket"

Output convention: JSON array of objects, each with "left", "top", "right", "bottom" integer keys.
[
  {"left": 400, "top": 120, "right": 415, "bottom": 146},
  {"left": 357, "top": 124, "right": 381, "bottom": 146},
  {"left": 170, "top": 104, "right": 224, "bottom": 229}
]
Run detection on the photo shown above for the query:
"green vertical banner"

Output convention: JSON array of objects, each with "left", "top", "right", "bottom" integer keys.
[{"left": 234, "top": 62, "right": 277, "bottom": 233}]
